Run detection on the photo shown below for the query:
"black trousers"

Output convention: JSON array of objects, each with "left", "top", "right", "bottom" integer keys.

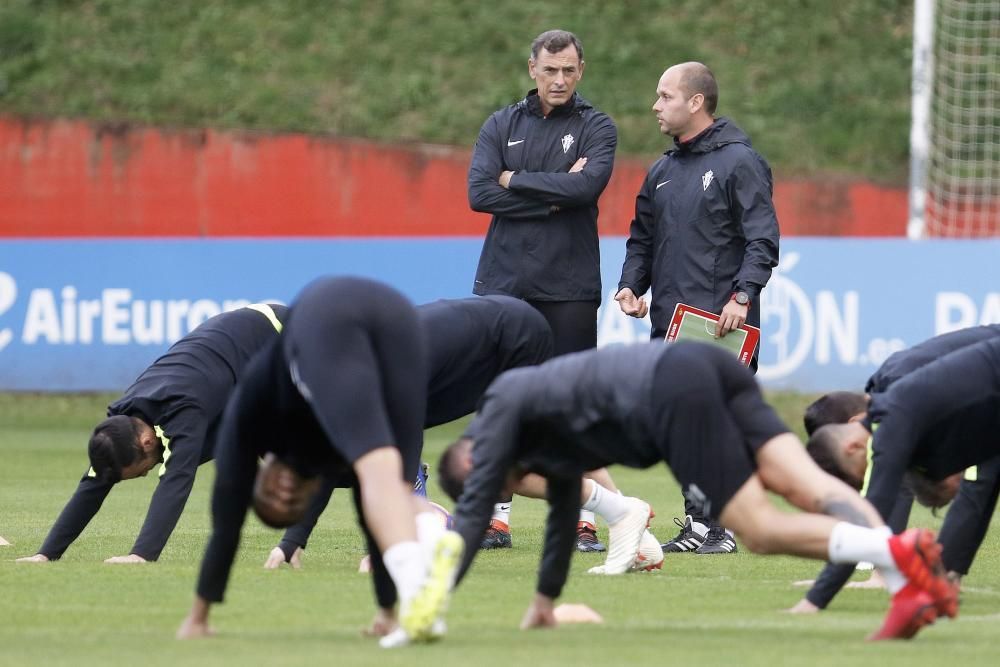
[
  {"left": 509, "top": 299, "right": 597, "bottom": 510},
  {"left": 526, "top": 299, "right": 598, "bottom": 357},
  {"left": 939, "top": 455, "right": 1000, "bottom": 575}
]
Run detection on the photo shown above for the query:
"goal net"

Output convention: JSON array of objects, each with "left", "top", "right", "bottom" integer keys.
[{"left": 909, "top": 0, "right": 1000, "bottom": 238}]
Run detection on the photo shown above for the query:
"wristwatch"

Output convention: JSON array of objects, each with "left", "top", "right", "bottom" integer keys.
[{"left": 731, "top": 291, "right": 750, "bottom": 306}]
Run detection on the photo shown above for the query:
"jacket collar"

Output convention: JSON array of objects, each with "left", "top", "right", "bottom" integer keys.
[
  {"left": 523, "top": 89, "right": 588, "bottom": 117},
  {"left": 666, "top": 117, "right": 751, "bottom": 155}
]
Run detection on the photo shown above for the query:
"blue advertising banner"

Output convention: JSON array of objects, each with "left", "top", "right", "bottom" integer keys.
[{"left": 1, "top": 238, "right": 998, "bottom": 391}]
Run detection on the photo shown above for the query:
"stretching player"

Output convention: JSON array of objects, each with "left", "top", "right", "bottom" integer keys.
[
  {"left": 177, "top": 276, "right": 463, "bottom": 648},
  {"left": 438, "top": 341, "right": 957, "bottom": 640},
  {"left": 805, "top": 335, "right": 1000, "bottom": 633},
  {"left": 16, "top": 303, "right": 287, "bottom": 564},
  {"left": 263, "top": 294, "right": 554, "bottom": 569},
  {"left": 792, "top": 324, "right": 1000, "bottom": 613}
]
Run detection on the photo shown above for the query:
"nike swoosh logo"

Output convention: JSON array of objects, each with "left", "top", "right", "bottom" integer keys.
[
  {"left": 507, "top": 139, "right": 525, "bottom": 147},
  {"left": 656, "top": 180, "right": 672, "bottom": 189}
]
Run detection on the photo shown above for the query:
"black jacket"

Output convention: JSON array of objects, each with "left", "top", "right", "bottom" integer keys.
[
  {"left": 469, "top": 90, "right": 617, "bottom": 302},
  {"left": 37, "top": 304, "right": 287, "bottom": 561},
  {"left": 618, "top": 117, "right": 779, "bottom": 337}
]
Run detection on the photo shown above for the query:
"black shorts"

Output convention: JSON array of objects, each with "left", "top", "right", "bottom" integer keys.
[
  {"left": 280, "top": 276, "right": 427, "bottom": 478},
  {"left": 650, "top": 342, "right": 789, "bottom": 520}
]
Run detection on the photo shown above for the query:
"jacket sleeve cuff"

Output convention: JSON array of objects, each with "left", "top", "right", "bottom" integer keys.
[
  {"left": 736, "top": 283, "right": 761, "bottom": 302},
  {"left": 805, "top": 585, "right": 831, "bottom": 609},
  {"left": 536, "top": 582, "right": 563, "bottom": 599}
]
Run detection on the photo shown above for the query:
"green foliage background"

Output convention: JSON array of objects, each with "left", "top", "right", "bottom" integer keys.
[{"left": 0, "top": 0, "right": 914, "bottom": 181}]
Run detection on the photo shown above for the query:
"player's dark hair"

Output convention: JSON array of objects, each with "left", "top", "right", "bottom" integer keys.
[
  {"left": 88, "top": 415, "right": 142, "bottom": 484},
  {"left": 437, "top": 440, "right": 468, "bottom": 502},
  {"left": 530, "top": 29, "right": 583, "bottom": 62},
  {"left": 904, "top": 471, "right": 950, "bottom": 514},
  {"left": 803, "top": 391, "right": 868, "bottom": 436},
  {"left": 678, "top": 62, "right": 719, "bottom": 115},
  {"left": 806, "top": 425, "right": 863, "bottom": 491}
]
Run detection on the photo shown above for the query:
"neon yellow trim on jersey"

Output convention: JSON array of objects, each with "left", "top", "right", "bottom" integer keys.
[
  {"left": 155, "top": 425, "right": 172, "bottom": 478},
  {"left": 965, "top": 465, "right": 978, "bottom": 482},
  {"left": 860, "top": 424, "right": 877, "bottom": 496},
  {"left": 87, "top": 467, "right": 97, "bottom": 478},
  {"left": 246, "top": 303, "right": 283, "bottom": 333}
]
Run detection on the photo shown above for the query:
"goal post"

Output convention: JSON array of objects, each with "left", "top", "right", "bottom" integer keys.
[{"left": 909, "top": 0, "right": 1000, "bottom": 239}]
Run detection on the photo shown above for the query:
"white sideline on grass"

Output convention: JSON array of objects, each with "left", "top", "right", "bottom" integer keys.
[{"left": 0, "top": 535, "right": 10, "bottom": 546}]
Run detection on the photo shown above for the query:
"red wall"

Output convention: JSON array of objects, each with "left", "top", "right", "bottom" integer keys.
[{"left": 0, "top": 118, "right": 907, "bottom": 237}]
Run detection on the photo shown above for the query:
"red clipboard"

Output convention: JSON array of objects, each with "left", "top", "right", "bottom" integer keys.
[{"left": 665, "top": 303, "right": 760, "bottom": 367}]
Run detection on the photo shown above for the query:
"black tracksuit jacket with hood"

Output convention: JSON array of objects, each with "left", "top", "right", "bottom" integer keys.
[
  {"left": 619, "top": 117, "right": 779, "bottom": 340},
  {"left": 468, "top": 90, "right": 617, "bottom": 303}
]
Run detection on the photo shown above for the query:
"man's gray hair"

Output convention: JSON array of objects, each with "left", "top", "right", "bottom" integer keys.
[{"left": 530, "top": 30, "right": 583, "bottom": 62}]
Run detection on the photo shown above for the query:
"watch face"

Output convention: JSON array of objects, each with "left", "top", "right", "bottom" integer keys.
[{"left": 735, "top": 292, "right": 749, "bottom": 305}]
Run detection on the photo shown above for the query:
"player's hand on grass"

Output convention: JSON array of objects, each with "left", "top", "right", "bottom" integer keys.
[
  {"left": 177, "top": 597, "right": 215, "bottom": 640},
  {"left": 614, "top": 288, "right": 648, "bottom": 319},
  {"left": 264, "top": 546, "right": 303, "bottom": 570},
  {"left": 553, "top": 603, "right": 604, "bottom": 624},
  {"left": 176, "top": 615, "right": 215, "bottom": 640},
  {"left": 15, "top": 554, "right": 50, "bottom": 563},
  {"left": 104, "top": 554, "right": 147, "bottom": 564},
  {"left": 520, "top": 593, "right": 558, "bottom": 630},
  {"left": 845, "top": 570, "right": 885, "bottom": 590},
  {"left": 362, "top": 607, "right": 398, "bottom": 637},
  {"left": 784, "top": 599, "right": 820, "bottom": 614}
]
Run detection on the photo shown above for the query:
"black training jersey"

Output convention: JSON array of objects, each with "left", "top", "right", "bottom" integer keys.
[
  {"left": 866, "top": 324, "right": 1000, "bottom": 394},
  {"left": 421, "top": 295, "right": 553, "bottom": 426},
  {"left": 864, "top": 337, "right": 1000, "bottom": 521},
  {"left": 453, "top": 342, "right": 673, "bottom": 598},
  {"left": 37, "top": 304, "right": 287, "bottom": 561}
]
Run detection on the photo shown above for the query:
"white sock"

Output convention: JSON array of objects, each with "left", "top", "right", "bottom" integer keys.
[
  {"left": 581, "top": 480, "right": 629, "bottom": 525},
  {"left": 828, "top": 524, "right": 905, "bottom": 594},
  {"left": 382, "top": 541, "right": 426, "bottom": 602},
  {"left": 578, "top": 509, "right": 597, "bottom": 527},
  {"left": 416, "top": 511, "right": 446, "bottom": 560},
  {"left": 491, "top": 501, "right": 511, "bottom": 526},
  {"left": 690, "top": 518, "right": 709, "bottom": 538}
]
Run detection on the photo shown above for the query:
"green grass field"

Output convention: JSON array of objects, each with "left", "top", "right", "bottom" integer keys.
[{"left": 2, "top": 392, "right": 998, "bottom": 666}]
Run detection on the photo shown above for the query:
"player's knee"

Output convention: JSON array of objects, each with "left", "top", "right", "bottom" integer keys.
[
  {"left": 723, "top": 503, "right": 782, "bottom": 554},
  {"left": 735, "top": 520, "right": 781, "bottom": 555}
]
